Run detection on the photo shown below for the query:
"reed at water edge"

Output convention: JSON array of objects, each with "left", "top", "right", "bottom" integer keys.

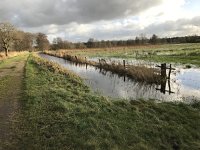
[{"left": 43, "top": 51, "right": 161, "bottom": 84}]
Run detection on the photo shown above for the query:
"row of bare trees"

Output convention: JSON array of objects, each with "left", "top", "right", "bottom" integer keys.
[
  {"left": 51, "top": 37, "right": 86, "bottom": 50},
  {"left": 84, "top": 34, "right": 200, "bottom": 48},
  {"left": 0, "top": 22, "right": 50, "bottom": 56},
  {"left": 50, "top": 34, "right": 161, "bottom": 50},
  {"left": 1, "top": 22, "right": 200, "bottom": 55},
  {"left": 51, "top": 34, "right": 200, "bottom": 50}
]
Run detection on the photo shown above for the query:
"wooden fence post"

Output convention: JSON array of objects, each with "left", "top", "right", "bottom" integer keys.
[
  {"left": 123, "top": 60, "right": 126, "bottom": 69},
  {"left": 156, "top": 63, "right": 175, "bottom": 94},
  {"left": 75, "top": 56, "right": 78, "bottom": 61},
  {"left": 161, "top": 63, "right": 167, "bottom": 79},
  {"left": 168, "top": 64, "right": 172, "bottom": 79},
  {"left": 99, "top": 59, "right": 102, "bottom": 68},
  {"left": 160, "top": 78, "right": 167, "bottom": 94}
]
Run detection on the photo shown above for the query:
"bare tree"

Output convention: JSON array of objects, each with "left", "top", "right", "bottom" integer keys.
[
  {"left": 150, "top": 34, "right": 159, "bottom": 44},
  {"left": 13, "top": 31, "right": 35, "bottom": 51},
  {"left": 36, "top": 33, "right": 50, "bottom": 51},
  {"left": 0, "top": 22, "right": 15, "bottom": 56}
]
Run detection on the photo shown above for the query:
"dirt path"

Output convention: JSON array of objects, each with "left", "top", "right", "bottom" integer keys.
[{"left": 0, "top": 55, "right": 27, "bottom": 148}]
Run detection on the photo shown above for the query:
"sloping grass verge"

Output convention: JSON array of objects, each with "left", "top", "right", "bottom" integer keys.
[{"left": 12, "top": 54, "right": 200, "bottom": 150}]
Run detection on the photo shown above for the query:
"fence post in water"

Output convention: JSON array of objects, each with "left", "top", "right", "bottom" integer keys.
[
  {"left": 168, "top": 79, "right": 171, "bottom": 95},
  {"left": 156, "top": 63, "right": 176, "bottom": 94},
  {"left": 168, "top": 64, "right": 172, "bottom": 79},
  {"left": 160, "top": 78, "right": 167, "bottom": 94},
  {"left": 161, "top": 63, "right": 167, "bottom": 79},
  {"left": 123, "top": 60, "right": 126, "bottom": 69},
  {"left": 99, "top": 59, "right": 102, "bottom": 68}
]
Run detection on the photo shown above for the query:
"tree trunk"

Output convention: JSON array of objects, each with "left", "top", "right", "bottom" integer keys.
[{"left": 5, "top": 48, "right": 8, "bottom": 57}]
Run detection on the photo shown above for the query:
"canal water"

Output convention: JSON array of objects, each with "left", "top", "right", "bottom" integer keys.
[{"left": 39, "top": 54, "right": 200, "bottom": 102}]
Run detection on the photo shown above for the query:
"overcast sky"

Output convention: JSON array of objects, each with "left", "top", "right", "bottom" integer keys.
[{"left": 0, "top": 0, "right": 199, "bottom": 42}]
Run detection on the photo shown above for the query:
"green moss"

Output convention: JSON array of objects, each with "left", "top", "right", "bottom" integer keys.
[{"left": 11, "top": 55, "right": 200, "bottom": 150}]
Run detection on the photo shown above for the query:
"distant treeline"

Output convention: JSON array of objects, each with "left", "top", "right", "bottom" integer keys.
[
  {"left": 1, "top": 22, "right": 200, "bottom": 56},
  {"left": 51, "top": 35, "right": 200, "bottom": 50},
  {"left": 0, "top": 22, "right": 50, "bottom": 55}
]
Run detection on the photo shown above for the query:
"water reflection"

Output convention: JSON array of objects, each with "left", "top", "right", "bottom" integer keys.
[
  {"left": 156, "top": 78, "right": 175, "bottom": 94},
  {"left": 39, "top": 54, "right": 200, "bottom": 102}
]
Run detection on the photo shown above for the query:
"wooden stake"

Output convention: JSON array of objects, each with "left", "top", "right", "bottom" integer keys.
[
  {"left": 168, "top": 64, "right": 172, "bottom": 79},
  {"left": 99, "top": 59, "right": 102, "bottom": 68},
  {"left": 123, "top": 60, "right": 126, "bottom": 69},
  {"left": 161, "top": 63, "right": 167, "bottom": 79}
]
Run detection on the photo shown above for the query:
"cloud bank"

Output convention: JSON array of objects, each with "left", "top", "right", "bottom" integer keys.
[
  {"left": 0, "top": 0, "right": 199, "bottom": 42},
  {"left": 0, "top": 0, "right": 161, "bottom": 27}
]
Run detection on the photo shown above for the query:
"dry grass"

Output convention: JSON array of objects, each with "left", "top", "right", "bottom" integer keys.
[
  {"left": 44, "top": 51, "right": 161, "bottom": 84},
  {"left": 52, "top": 45, "right": 161, "bottom": 56},
  {"left": 0, "top": 51, "right": 28, "bottom": 61},
  {"left": 32, "top": 54, "right": 84, "bottom": 83}
]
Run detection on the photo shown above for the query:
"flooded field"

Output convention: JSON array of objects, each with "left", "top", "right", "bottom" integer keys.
[
  {"left": 88, "top": 57, "right": 197, "bottom": 69},
  {"left": 40, "top": 54, "right": 200, "bottom": 102}
]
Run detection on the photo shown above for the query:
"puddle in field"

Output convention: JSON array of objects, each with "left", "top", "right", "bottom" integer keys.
[{"left": 39, "top": 54, "right": 200, "bottom": 102}]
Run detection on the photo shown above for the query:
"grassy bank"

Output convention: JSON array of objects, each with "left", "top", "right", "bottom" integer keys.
[{"left": 11, "top": 54, "right": 200, "bottom": 149}]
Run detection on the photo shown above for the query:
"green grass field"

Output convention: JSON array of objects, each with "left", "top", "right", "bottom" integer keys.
[{"left": 6, "top": 54, "right": 199, "bottom": 150}]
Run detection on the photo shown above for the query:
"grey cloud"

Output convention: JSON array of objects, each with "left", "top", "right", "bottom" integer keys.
[
  {"left": 143, "top": 16, "right": 200, "bottom": 36},
  {"left": 0, "top": 0, "right": 162, "bottom": 27},
  {"left": 65, "top": 16, "right": 200, "bottom": 41}
]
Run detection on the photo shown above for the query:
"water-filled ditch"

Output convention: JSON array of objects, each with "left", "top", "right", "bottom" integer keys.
[{"left": 39, "top": 54, "right": 200, "bottom": 102}]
